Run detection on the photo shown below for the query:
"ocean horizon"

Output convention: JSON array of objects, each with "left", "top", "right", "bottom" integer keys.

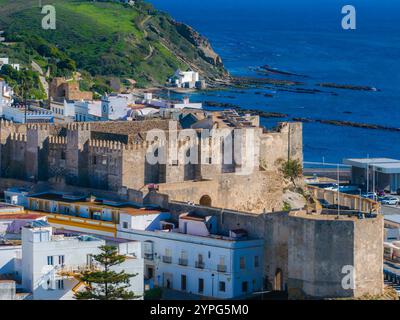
[{"left": 149, "top": 0, "right": 400, "bottom": 164}]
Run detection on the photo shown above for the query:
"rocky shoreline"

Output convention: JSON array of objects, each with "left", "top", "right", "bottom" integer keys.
[{"left": 203, "top": 101, "right": 399, "bottom": 133}]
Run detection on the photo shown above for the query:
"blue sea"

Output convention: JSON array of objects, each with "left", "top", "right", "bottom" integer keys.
[{"left": 149, "top": 0, "right": 400, "bottom": 164}]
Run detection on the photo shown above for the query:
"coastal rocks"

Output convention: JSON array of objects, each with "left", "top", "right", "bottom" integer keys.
[
  {"left": 317, "top": 83, "right": 380, "bottom": 92},
  {"left": 292, "top": 117, "right": 400, "bottom": 132},
  {"left": 258, "top": 65, "right": 309, "bottom": 78},
  {"left": 172, "top": 21, "right": 224, "bottom": 68},
  {"left": 203, "top": 100, "right": 399, "bottom": 133},
  {"left": 231, "top": 76, "right": 303, "bottom": 87},
  {"left": 204, "top": 101, "right": 240, "bottom": 108},
  {"left": 203, "top": 101, "right": 288, "bottom": 118}
]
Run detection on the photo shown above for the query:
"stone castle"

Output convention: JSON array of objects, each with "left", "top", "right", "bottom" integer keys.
[
  {"left": 0, "top": 118, "right": 302, "bottom": 213},
  {"left": 0, "top": 118, "right": 385, "bottom": 299}
]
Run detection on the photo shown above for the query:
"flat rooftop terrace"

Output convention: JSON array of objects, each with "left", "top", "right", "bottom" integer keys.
[
  {"left": 344, "top": 158, "right": 400, "bottom": 174},
  {"left": 28, "top": 193, "right": 165, "bottom": 216}
]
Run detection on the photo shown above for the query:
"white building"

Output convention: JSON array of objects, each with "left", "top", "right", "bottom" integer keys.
[
  {"left": 142, "top": 93, "right": 202, "bottom": 110},
  {"left": 75, "top": 100, "right": 102, "bottom": 122},
  {"left": 169, "top": 69, "right": 200, "bottom": 89},
  {"left": 0, "top": 58, "right": 20, "bottom": 71},
  {"left": 117, "top": 211, "right": 264, "bottom": 299},
  {"left": 0, "top": 79, "right": 13, "bottom": 108},
  {"left": 4, "top": 188, "right": 30, "bottom": 207},
  {"left": 51, "top": 99, "right": 102, "bottom": 123},
  {"left": 344, "top": 158, "right": 400, "bottom": 193},
  {"left": 21, "top": 221, "right": 144, "bottom": 300},
  {"left": 101, "top": 93, "right": 135, "bottom": 121},
  {"left": 0, "top": 105, "right": 54, "bottom": 123},
  {"left": 4, "top": 189, "right": 263, "bottom": 299}
]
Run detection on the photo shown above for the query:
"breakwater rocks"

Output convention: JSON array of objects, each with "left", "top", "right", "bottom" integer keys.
[
  {"left": 292, "top": 118, "right": 400, "bottom": 132},
  {"left": 317, "top": 83, "right": 380, "bottom": 92},
  {"left": 231, "top": 76, "right": 303, "bottom": 87},
  {"left": 204, "top": 101, "right": 399, "bottom": 133},
  {"left": 258, "top": 65, "right": 309, "bottom": 78},
  {"left": 204, "top": 101, "right": 288, "bottom": 118}
]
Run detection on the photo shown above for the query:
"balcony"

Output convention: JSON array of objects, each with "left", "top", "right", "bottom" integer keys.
[
  {"left": 195, "top": 261, "right": 205, "bottom": 269},
  {"left": 179, "top": 258, "right": 188, "bottom": 266},
  {"left": 162, "top": 256, "right": 172, "bottom": 264},
  {"left": 217, "top": 264, "right": 227, "bottom": 272}
]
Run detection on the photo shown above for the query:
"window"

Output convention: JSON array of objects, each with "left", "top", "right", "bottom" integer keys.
[
  {"left": 61, "top": 150, "right": 66, "bottom": 160},
  {"left": 102, "top": 156, "right": 107, "bottom": 165},
  {"left": 198, "top": 278, "right": 204, "bottom": 293},
  {"left": 242, "top": 281, "right": 248, "bottom": 293},
  {"left": 93, "top": 156, "right": 97, "bottom": 165},
  {"left": 58, "top": 255, "right": 65, "bottom": 265},
  {"left": 218, "top": 256, "right": 226, "bottom": 272},
  {"left": 87, "top": 254, "right": 93, "bottom": 267},
  {"left": 219, "top": 281, "right": 226, "bottom": 292},
  {"left": 56, "top": 280, "right": 64, "bottom": 290},
  {"left": 122, "top": 221, "right": 128, "bottom": 229},
  {"left": 254, "top": 256, "right": 259, "bottom": 268},
  {"left": 240, "top": 257, "right": 245, "bottom": 270},
  {"left": 181, "top": 275, "right": 187, "bottom": 291},
  {"left": 47, "top": 256, "right": 53, "bottom": 266},
  {"left": 179, "top": 251, "right": 188, "bottom": 266}
]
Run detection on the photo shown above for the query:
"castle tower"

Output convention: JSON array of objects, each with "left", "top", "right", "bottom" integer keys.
[
  {"left": 66, "top": 122, "right": 91, "bottom": 186},
  {"left": 25, "top": 124, "right": 50, "bottom": 181}
]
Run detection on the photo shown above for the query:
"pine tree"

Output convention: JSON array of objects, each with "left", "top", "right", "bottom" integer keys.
[
  {"left": 74, "top": 245, "right": 139, "bottom": 300},
  {"left": 278, "top": 158, "right": 303, "bottom": 188}
]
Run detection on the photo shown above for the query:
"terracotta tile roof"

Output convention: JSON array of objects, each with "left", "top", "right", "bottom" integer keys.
[{"left": 0, "top": 213, "right": 45, "bottom": 220}]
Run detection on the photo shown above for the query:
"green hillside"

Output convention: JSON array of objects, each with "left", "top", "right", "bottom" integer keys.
[{"left": 0, "top": 0, "right": 227, "bottom": 92}]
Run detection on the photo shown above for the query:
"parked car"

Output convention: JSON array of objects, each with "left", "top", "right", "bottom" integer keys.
[
  {"left": 380, "top": 197, "right": 400, "bottom": 206},
  {"left": 361, "top": 192, "right": 377, "bottom": 200}
]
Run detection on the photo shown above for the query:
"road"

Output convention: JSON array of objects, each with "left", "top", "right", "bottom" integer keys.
[
  {"left": 382, "top": 205, "right": 400, "bottom": 215},
  {"left": 381, "top": 195, "right": 400, "bottom": 215},
  {"left": 31, "top": 60, "right": 49, "bottom": 98}
]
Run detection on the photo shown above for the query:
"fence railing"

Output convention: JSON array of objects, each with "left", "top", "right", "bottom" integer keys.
[{"left": 306, "top": 185, "right": 380, "bottom": 214}]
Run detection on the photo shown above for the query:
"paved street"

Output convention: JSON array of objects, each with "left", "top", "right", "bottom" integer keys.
[
  {"left": 379, "top": 195, "right": 400, "bottom": 215},
  {"left": 382, "top": 205, "right": 400, "bottom": 215}
]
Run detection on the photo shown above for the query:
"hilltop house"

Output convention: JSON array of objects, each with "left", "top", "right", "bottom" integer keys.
[
  {"left": 0, "top": 58, "right": 20, "bottom": 71},
  {"left": 168, "top": 69, "right": 205, "bottom": 89}
]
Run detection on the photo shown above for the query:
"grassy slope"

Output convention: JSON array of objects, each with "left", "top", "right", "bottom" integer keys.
[{"left": 0, "top": 0, "right": 225, "bottom": 87}]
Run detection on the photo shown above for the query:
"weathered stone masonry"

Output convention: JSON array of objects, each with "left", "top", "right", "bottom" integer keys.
[{"left": 0, "top": 119, "right": 303, "bottom": 213}]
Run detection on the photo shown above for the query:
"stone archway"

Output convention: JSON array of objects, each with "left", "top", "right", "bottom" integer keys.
[
  {"left": 274, "top": 268, "right": 283, "bottom": 291},
  {"left": 199, "top": 195, "right": 212, "bottom": 207}
]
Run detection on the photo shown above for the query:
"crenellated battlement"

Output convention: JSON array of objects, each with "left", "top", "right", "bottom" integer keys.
[
  {"left": 66, "top": 122, "right": 91, "bottom": 131},
  {"left": 9, "top": 132, "right": 26, "bottom": 142},
  {"left": 0, "top": 119, "right": 14, "bottom": 128},
  {"left": 88, "top": 139, "right": 153, "bottom": 151},
  {"left": 49, "top": 136, "right": 67, "bottom": 145},
  {"left": 89, "top": 139, "right": 124, "bottom": 151}
]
